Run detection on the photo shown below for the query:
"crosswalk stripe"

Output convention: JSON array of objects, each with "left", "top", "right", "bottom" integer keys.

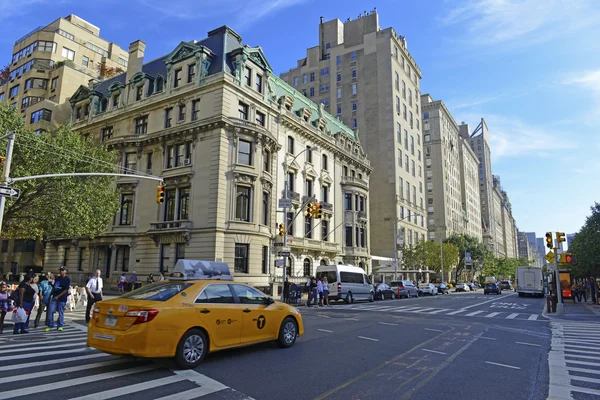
[
  {"left": 565, "top": 353, "right": 600, "bottom": 361},
  {"left": 70, "top": 374, "right": 190, "bottom": 400},
  {"left": 407, "top": 307, "right": 437, "bottom": 313},
  {"left": 2, "top": 346, "right": 90, "bottom": 361},
  {"left": 4, "top": 336, "right": 85, "bottom": 348},
  {"left": 465, "top": 311, "right": 483, "bottom": 317},
  {"left": 506, "top": 313, "right": 519, "bottom": 319},
  {"left": 2, "top": 365, "right": 158, "bottom": 399},
  {"left": 0, "top": 359, "right": 126, "bottom": 385},
  {"left": 528, "top": 314, "right": 538, "bottom": 321},
  {"left": 427, "top": 309, "right": 450, "bottom": 314},
  {"left": 485, "top": 312, "right": 501, "bottom": 318},
  {"left": 0, "top": 353, "right": 109, "bottom": 372},
  {"left": 446, "top": 309, "right": 466, "bottom": 315},
  {"left": 153, "top": 387, "right": 228, "bottom": 400},
  {"left": 0, "top": 340, "right": 89, "bottom": 355}
]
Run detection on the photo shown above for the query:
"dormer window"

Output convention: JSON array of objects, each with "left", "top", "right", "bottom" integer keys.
[
  {"left": 174, "top": 69, "right": 182, "bottom": 88},
  {"left": 244, "top": 67, "right": 252, "bottom": 86},
  {"left": 255, "top": 74, "right": 263, "bottom": 93},
  {"left": 112, "top": 94, "right": 119, "bottom": 108},
  {"left": 135, "top": 86, "right": 143, "bottom": 101},
  {"left": 188, "top": 64, "right": 196, "bottom": 83},
  {"left": 155, "top": 75, "right": 164, "bottom": 93}
]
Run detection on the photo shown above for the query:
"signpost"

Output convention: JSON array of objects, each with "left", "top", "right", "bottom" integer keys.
[
  {"left": 278, "top": 198, "right": 292, "bottom": 209},
  {"left": 0, "top": 185, "right": 20, "bottom": 199},
  {"left": 545, "top": 251, "right": 555, "bottom": 264}
]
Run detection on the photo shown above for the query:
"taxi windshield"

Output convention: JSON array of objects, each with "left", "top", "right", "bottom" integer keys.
[{"left": 121, "top": 282, "right": 193, "bottom": 302}]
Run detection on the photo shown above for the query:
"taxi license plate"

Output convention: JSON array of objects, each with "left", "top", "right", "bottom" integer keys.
[
  {"left": 105, "top": 316, "right": 118, "bottom": 327},
  {"left": 93, "top": 333, "right": 115, "bottom": 341}
]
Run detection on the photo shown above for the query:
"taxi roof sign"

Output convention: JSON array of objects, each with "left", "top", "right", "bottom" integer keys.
[{"left": 169, "top": 259, "right": 233, "bottom": 281}]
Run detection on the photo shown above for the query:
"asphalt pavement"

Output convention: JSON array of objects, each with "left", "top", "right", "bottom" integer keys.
[{"left": 0, "top": 290, "right": 557, "bottom": 400}]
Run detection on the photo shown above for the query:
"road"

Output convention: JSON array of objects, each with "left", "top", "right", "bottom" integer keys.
[{"left": 0, "top": 290, "right": 558, "bottom": 400}]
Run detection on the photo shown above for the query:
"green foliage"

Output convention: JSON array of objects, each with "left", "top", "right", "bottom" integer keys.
[
  {"left": 0, "top": 103, "right": 120, "bottom": 239},
  {"left": 443, "top": 234, "right": 491, "bottom": 280},
  {"left": 399, "top": 241, "right": 459, "bottom": 277},
  {"left": 568, "top": 202, "right": 600, "bottom": 277}
]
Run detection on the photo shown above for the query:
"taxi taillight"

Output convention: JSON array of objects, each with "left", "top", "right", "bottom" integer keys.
[{"left": 125, "top": 310, "right": 159, "bottom": 325}]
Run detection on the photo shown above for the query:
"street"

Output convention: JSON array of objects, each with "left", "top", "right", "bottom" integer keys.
[{"left": 0, "top": 291, "right": 558, "bottom": 400}]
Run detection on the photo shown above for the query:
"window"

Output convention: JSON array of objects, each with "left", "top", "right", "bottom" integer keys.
[
  {"left": 188, "top": 63, "right": 196, "bottom": 83},
  {"left": 63, "top": 248, "right": 70, "bottom": 267},
  {"left": 164, "top": 189, "right": 176, "bottom": 221},
  {"left": 404, "top": 130, "right": 409, "bottom": 150},
  {"left": 160, "top": 244, "right": 170, "bottom": 273},
  {"left": 191, "top": 99, "right": 200, "bottom": 121},
  {"left": 165, "top": 142, "right": 191, "bottom": 168},
  {"left": 155, "top": 75, "right": 164, "bottom": 92},
  {"left": 398, "top": 149, "right": 402, "bottom": 167},
  {"left": 244, "top": 67, "right": 252, "bottom": 86},
  {"left": 426, "top": 158, "right": 432, "bottom": 167},
  {"left": 253, "top": 111, "right": 265, "bottom": 127},
  {"left": 238, "top": 139, "right": 252, "bottom": 165},
  {"left": 287, "top": 172, "right": 295, "bottom": 192},
  {"left": 234, "top": 244, "right": 249, "bottom": 273},
  {"left": 78, "top": 248, "right": 84, "bottom": 271},
  {"left": 345, "top": 226, "right": 353, "bottom": 247},
  {"left": 351, "top": 68, "right": 357, "bottom": 79},
  {"left": 351, "top": 51, "right": 357, "bottom": 62},
  {"left": 305, "top": 146, "right": 313, "bottom": 163},
  {"left": 419, "top": 165, "right": 422, "bottom": 177},
  {"left": 135, "top": 86, "right": 143, "bottom": 101},
  {"left": 321, "top": 99, "right": 329, "bottom": 107},
  {"left": 175, "top": 243, "right": 186, "bottom": 264},
  {"left": 134, "top": 116, "right": 148, "bottom": 134},
  {"left": 302, "top": 74, "right": 307, "bottom": 84},
  {"left": 309, "top": 87, "right": 315, "bottom": 97},
  {"left": 174, "top": 69, "right": 182, "bottom": 88},
  {"left": 406, "top": 182, "right": 410, "bottom": 200},
  {"left": 322, "top": 154, "right": 328, "bottom": 171},
  {"left": 336, "top": 55, "right": 341, "bottom": 66},
  {"left": 405, "top": 155, "right": 409, "bottom": 172},
  {"left": 343, "top": 166, "right": 348, "bottom": 176},
  {"left": 322, "top": 186, "right": 329, "bottom": 203},
  {"left": 196, "top": 284, "right": 235, "bottom": 303},
  {"left": 112, "top": 94, "right": 119, "bottom": 108},
  {"left": 1, "top": 240, "right": 7, "bottom": 252},
  {"left": 263, "top": 150, "right": 270, "bottom": 172},
  {"left": 418, "top": 150, "right": 421, "bottom": 161},
  {"left": 419, "top": 182, "right": 423, "bottom": 193},
  {"left": 82, "top": 56, "right": 89, "bottom": 67},
  {"left": 403, "top": 104, "right": 407, "bottom": 120},
  {"left": 119, "top": 58, "right": 128, "bottom": 67},
  {"left": 24, "top": 78, "right": 48, "bottom": 90},
  {"left": 336, "top": 104, "right": 342, "bottom": 116},
  {"left": 395, "top": 71, "right": 399, "bottom": 91},
  {"left": 351, "top": 84, "right": 357, "bottom": 95},
  {"left": 9, "top": 85, "right": 19, "bottom": 98},
  {"left": 310, "top": 72, "right": 315, "bottom": 81},
  {"left": 119, "top": 193, "right": 134, "bottom": 225},
  {"left": 256, "top": 74, "right": 263, "bottom": 93},
  {"left": 320, "top": 84, "right": 329, "bottom": 93},
  {"left": 360, "top": 228, "right": 366, "bottom": 248},
  {"left": 178, "top": 104, "right": 186, "bottom": 121},
  {"left": 286, "top": 211, "right": 294, "bottom": 236},
  {"left": 262, "top": 192, "right": 269, "bottom": 225},
  {"left": 425, "top": 134, "right": 431, "bottom": 142},
  {"left": 61, "top": 47, "right": 75, "bottom": 60},
  {"left": 402, "top": 81, "right": 406, "bottom": 98},
  {"left": 305, "top": 214, "right": 313, "bottom": 238},
  {"left": 30, "top": 109, "right": 52, "bottom": 123},
  {"left": 164, "top": 107, "right": 173, "bottom": 128},
  {"left": 411, "top": 136, "right": 415, "bottom": 155},
  {"left": 322, "top": 220, "right": 329, "bottom": 241},
  {"left": 305, "top": 179, "right": 313, "bottom": 198},
  {"left": 235, "top": 186, "right": 251, "bottom": 222},
  {"left": 352, "top": 100, "right": 357, "bottom": 111},
  {"left": 293, "top": 77, "right": 298, "bottom": 87},
  {"left": 124, "top": 152, "right": 136, "bottom": 174},
  {"left": 320, "top": 67, "right": 329, "bottom": 76},
  {"left": 262, "top": 246, "right": 269, "bottom": 274},
  {"left": 352, "top": 118, "right": 357, "bottom": 129},
  {"left": 336, "top": 72, "right": 342, "bottom": 82},
  {"left": 345, "top": 193, "right": 353, "bottom": 210},
  {"left": 337, "top": 87, "right": 342, "bottom": 99},
  {"left": 178, "top": 187, "right": 190, "bottom": 220},
  {"left": 238, "top": 102, "right": 249, "bottom": 120},
  {"left": 423, "top": 111, "right": 429, "bottom": 119},
  {"left": 146, "top": 152, "right": 153, "bottom": 172},
  {"left": 396, "top": 96, "right": 401, "bottom": 113},
  {"left": 0, "top": 93, "right": 4, "bottom": 102},
  {"left": 287, "top": 136, "right": 295, "bottom": 154},
  {"left": 13, "top": 239, "right": 36, "bottom": 253},
  {"left": 101, "top": 126, "right": 113, "bottom": 142}
]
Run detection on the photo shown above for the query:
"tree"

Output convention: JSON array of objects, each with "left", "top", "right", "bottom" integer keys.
[
  {"left": 0, "top": 103, "right": 120, "bottom": 239},
  {"left": 96, "top": 62, "right": 125, "bottom": 80},
  {"left": 444, "top": 234, "right": 491, "bottom": 281},
  {"left": 569, "top": 202, "right": 600, "bottom": 277},
  {"left": 0, "top": 65, "right": 9, "bottom": 81},
  {"left": 440, "top": 243, "right": 459, "bottom": 276}
]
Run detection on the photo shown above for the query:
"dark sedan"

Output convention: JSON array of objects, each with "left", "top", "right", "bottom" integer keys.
[
  {"left": 484, "top": 283, "right": 502, "bottom": 295},
  {"left": 436, "top": 283, "right": 450, "bottom": 294},
  {"left": 375, "top": 283, "right": 397, "bottom": 300}
]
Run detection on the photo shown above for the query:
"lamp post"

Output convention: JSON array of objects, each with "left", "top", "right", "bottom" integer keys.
[
  {"left": 385, "top": 213, "right": 421, "bottom": 281},
  {"left": 280, "top": 145, "right": 319, "bottom": 301}
]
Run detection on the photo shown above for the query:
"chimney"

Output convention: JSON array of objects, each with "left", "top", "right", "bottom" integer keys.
[{"left": 126, "top": 40, "right": 146, "bottom": 83}]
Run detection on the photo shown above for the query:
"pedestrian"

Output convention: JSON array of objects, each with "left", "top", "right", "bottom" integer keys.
[
  {"left": 322, "top": 276, "right": 330, "bottom": 307},
  {"left": 0, "top": 281, "right": 13, "bottom": 333},
  {"left": 572, "top": 282, "right": 579, "bottom": 303},
  {"left": 580, "top": 280, "right": 588, "bottom": 303},
  {"left": 46, "top": 266, "right": 70, "bottom": 332},
  {"left": 85, "top": 269, "right": 103, "bottom": 323},
  {"left": 283, "top": 278, "right": 290, "bottom": 304},
  {"left": 118, "top": 273, "right": 126, "bottom": 293},
  {"left": 317, "top": 276, "right": 323, "bottom": 306},
  {"left": 159, "top": 272, "right": 165, "bottom": 281},
  {"left": 34, "top": 273, "right": 53, "bottom": 328},
  {"left": 311, "top": 277, "right": 318, "bottom": 307},
  {"left": 130, "top": 271, "right": 138, "bottom": 291},
  {"left": 146, "top": 274, "right": 155, "bottom": 284},
  {"left": 14, "top": 273, "right": 36, "bottom": 334},
  {"left": 590, "top": 277, "right": 596, "bottom": 304}
]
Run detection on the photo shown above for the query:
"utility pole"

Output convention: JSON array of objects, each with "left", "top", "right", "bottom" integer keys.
[
  {"left": 0, "top": 131, "right": 16, "bottom": 237},
  {"left": 393, "top": 220, "right": 398, "bottom": 281},
  {"left": 440, "top": 240, "right": 444, "bottom": 283},
  {"left": 281, "top": 177, "right": 289, "bottom": 302},
  {"left": 554, "top": 244, "right": 565, "bottom": 314}
]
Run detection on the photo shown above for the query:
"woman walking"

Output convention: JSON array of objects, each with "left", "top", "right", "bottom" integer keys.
[
  {"left": 0, "top": 282, "right": 13, "bottom": 333},
  {"left": 14, "top": 273, "right": 36, "bottom": 334},
  {"left": 322, "top": 276, "right": 330, "bottom": 307},
  {"left": 35, "top": 273, "right": 54, "bottom": 328}
]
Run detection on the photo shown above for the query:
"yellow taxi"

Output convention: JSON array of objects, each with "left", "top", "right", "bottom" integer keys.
[{"left": 87, "top": 260, "right": 304, "bottom": 369}]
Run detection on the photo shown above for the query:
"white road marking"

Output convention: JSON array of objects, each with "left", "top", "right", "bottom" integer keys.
[
  {"left": 70, "top": 375, "right": 190, "bottom": 400},
  {"left": 424, "top": 328, "right": 444, "bottom": 332},
  {"left": 358, "top": 336, "right": 379, "bottom": 342},
  {"left": 485, "top": 312, "right": 501, "bottom": 318},
  {"left": 565, "top": 354, "right": 600, "bottom": 361},
  {"left": 461, "top": 293, "right": 515, "bottom": 310},
  {"left": 465, "top": 311, "right": 484, "bottom": 317},
  {"left": 0, "top": 352, "right": 109, "bottom": 372},
  {"left": 379, "top": 322, "right": 398, "bottom": 326},
  {"left": 427, "top": 309, "right": 451, "bottom": 314},
  {"left": 2, "top": 347, "right": 89, "bottom": 361},
  {"left": 2, "top": 336, "right": 85, "bottom": 348},
  {"left": 422, "top": 349, "right": 447, "bottom": 355},
  {"left": 446, "top": 309, "right": 466, "bottom": 315},
  {"left": 0, "top": 359, "right": 126, "bottom": 385},
  {"left": 0, "top": 341, "right": 88, "bottom": 355},
  {"left": 506, "top": 313, "right": 520, "bottom": 319},
  {"left": 346, "top": 318, "right": 360, "bottom": 321},
  {"left": 479, "top": 337, "right": 497, "bottom": 340},
  {"left": 515, "top": 341, "right": 541, "bottom": 347},
  {"left": 528, "top": 314, "right": 539, "bottom": 321},
  {"left": 317, "top": 329, "right": 333, "bottom": 333},
  {"left": 485, "top": 361, "right": 521, "bottom": 370}
]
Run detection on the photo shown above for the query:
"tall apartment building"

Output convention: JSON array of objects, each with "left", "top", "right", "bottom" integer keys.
[
  {"left": 567, "top": 233, "right": 576, "bottom": 249},
  {"left": 492, "top": 183, "right": 504, "bottom": 257},
  {"left": 0, "top": 15, "right": 128, "bottom": 279},
  {"left": 496, "top": 178, "right": 518, "bottom": 259},
  {"left": 517, "top": 231, "right": 532, "bottom": 260},
  {"left": 525, "top": 232, "right": 543, "bottom": 266},
  {"left": 42, "top": 26, "right": 371, "bottom": 289},
  {"left": 420, "top": 94, "right": 481, "bottom": 243},
  {"left": 460, "top": 119, "right": 497, "bottom": 252},
  {"left": 281, "top": 10, "right": 426, "bottom": 276}
]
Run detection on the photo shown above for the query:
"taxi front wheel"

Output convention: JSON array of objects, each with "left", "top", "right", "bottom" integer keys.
[
  {"left": 277, "top": 317, "right": 298, "bottom": 348},
  {"left": 175, "top": 329, "right": 208, "bottom": 369}
]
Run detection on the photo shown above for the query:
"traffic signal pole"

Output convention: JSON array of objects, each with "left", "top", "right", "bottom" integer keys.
[
  {"left": 554, "top": 245, "right": 564, "bottom": 314},
  {"left": 0, "top": 131, "right": 16, "bottom": 237},
  {"left": 281, "top": 178, "right": 289, "bottom": 302}
]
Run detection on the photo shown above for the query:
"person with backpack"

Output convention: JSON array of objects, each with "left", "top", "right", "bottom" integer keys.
[
  {"left": 35, "top": 272, "right": 54, "bottom": 328},
  {"left": 13, "top": 273, "right": 36, "bottom": 334}
]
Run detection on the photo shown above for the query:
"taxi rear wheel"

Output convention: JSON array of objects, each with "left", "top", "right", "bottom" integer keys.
[
  {"left": 175, "top": 329, "right": 207, "bottom": 369},
  {"left": 277, "top": 317, "right": 298, "bottom": 348}
]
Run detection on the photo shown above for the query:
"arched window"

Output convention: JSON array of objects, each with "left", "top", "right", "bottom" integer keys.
[
  {"left": 303, "top": 258, "right": 311, "bottom": 276},
  {"left": 235, "top": 186, "right": 251, "bottom": 222},
  {"left": 358, "top": 262, "right": 364, "bottom": 270},
  {"left": 155, "top": 75, "right": 164, "bottom": 93},
  {"left": 320, "top": 259, "right": 327, "bottom": 266},
  {"left": 100, "top": 98, "right": 108, "bottom": 113},
  {"left": 286, "top": 256, "right": 293, "bottom": 277}
]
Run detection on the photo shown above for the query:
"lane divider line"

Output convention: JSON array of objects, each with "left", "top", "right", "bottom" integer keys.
[
  {"left": 358, "top": 336, "right": 379, "bottom": 342},
  {"left": 422, "top": 349, "right": 447, "bottom": 355},
  {"left": 516, "top": 341, "right": 541, "bottom": 347},
  {"left": 485, "top": 361, "right": 521, "bottom": 370},
  {"left": 317, "top": 329, "right": 333, "bottom": 333}
]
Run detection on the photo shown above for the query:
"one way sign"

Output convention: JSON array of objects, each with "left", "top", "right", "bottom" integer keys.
[{"left": 0, "top": 185, "right": 20, "bottom": 199}]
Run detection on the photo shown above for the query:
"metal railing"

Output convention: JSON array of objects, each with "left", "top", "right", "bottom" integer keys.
[{"left": 149, "top": 220, "right": 192, "bottom": 230}]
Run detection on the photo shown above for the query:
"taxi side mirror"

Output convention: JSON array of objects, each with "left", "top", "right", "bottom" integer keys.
[{"left": 263, "top": 297, "right": 275, "bottom": 306}]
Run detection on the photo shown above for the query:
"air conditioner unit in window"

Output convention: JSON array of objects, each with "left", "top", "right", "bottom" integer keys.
[{"left": 184, "top": 158, "right": 191, "bottom": 165}]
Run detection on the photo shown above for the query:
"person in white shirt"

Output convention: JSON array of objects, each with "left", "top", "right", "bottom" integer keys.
[
  {"left": 316, "top": 278, "right": 323, "bottom": 306},
  {"left": 85, "top": 269, "right": 103, "bottom": 323}
]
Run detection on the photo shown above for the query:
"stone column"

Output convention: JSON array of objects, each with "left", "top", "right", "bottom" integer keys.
[{"left": 109, "top": 245, "right": 117, "bottom": 280}]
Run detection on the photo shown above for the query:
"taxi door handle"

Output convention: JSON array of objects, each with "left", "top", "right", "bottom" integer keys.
[
  {"left": 199, "top": 309, "right": 211, "bottom": 314},
  {"left": 243, "top": 309, "right": 251, "bottom": 313}
]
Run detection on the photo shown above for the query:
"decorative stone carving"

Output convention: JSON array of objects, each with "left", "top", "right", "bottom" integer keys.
[
  {"left": 163, "top": 173, "right": 194, "bottom": 187},
  {"left": 117, "top": 182, "right": 138, "bottom": 191},
  {"left": 233, "top": 172, "right": 257, "bottom": 184}
]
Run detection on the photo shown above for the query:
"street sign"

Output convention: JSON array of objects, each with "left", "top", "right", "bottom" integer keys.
[
  {"left": 545, "top": 251, "right": 555, "bottom": 264},
  {"left": 275, "top": 259, "right": 284, "bottom": 267},
  {"left": 274, "top": 242, "right": 284, "bottom": 247},
  {"left": 465, "top": 252, "right": 472, "bottom": 266},
  {"left": 281, "top": 246, "right": 291, "bottom": 253},
  {"left": 278, "top": 198, "right": 292, "bottom": 209},
  {"left": 280, "top": 251, "right": 290, "bottom": 257},
  {"left": 0, "top": 185, "right": 20, "bottom": 199}
]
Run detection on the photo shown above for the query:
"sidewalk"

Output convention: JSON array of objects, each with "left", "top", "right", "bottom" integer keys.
[{"left": 543, "top": 298, "right": 600, "bottom": 322}]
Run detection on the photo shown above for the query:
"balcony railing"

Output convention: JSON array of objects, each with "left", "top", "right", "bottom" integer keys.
[
  {"left": 320, "top": 201, "right": 333, "bottom": 211},
  {"left": 149, "top": 220, "right": 192, "bottom": 231},
  {"left": 282, "top": 190, "right": 300, "bottom": 201},
  {"left": 341, "top": 176, "right": 368, "bottom": 189}
]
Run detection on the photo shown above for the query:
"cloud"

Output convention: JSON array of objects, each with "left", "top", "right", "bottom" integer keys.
[
  {"left": 449, "top": 96, "right": 499, "bottom": 110},
  {"left": 0, "top": 0, "right": 56, "bottom": 21},
  {"left": 137, "top": 0, "right": 308, "bottom": 29},
  {"left": 441, "top": 0, "right": 600, "bottom": 46},
  {"left": 563, "top": 70, "right": 600, "bottom": 93},
  {"left": 457, "top": 113, "right": 578, "bottom": 160}
]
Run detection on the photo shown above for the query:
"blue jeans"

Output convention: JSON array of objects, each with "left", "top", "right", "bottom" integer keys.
[
  {"left": 13, "top": 301, "right": 33, "bottom": 334},
  {"left": 47, "top": 301, "right": 66, "bottom": 328}
]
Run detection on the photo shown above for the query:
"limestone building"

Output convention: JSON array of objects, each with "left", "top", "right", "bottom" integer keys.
[
  {"left": 280, "top": 10, "right": 426, "bottom": 276},
  {"left": 459, "top": 134, "right": 483, "bottom": 241},
  {"left": 42, "top": 26, "right": 371, "bottom": 288}
]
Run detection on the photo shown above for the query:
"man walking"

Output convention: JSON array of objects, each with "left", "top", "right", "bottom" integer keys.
[
  {"left": 46, "top": 266, "right": 70, "bottom": 332},
  {"left": 85, "top": 269, "right": 103, "bottom": 323}
]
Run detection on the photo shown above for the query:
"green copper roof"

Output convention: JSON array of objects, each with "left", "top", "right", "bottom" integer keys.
[{"left": 267, "top": 74, "right": 357, "bottom": 141}]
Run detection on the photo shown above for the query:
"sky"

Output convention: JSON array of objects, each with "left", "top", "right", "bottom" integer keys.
[{"left": 1, "top": 0, "right": 598, "bottom": 240}]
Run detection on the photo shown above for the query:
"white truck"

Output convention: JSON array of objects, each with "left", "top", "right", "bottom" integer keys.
[{"left": 516, "top": 266, "right": 544, "bottom": 297}]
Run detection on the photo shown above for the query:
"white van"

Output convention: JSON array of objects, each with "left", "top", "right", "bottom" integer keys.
[
  {"left": 315, "top": 264, "right": 374, "bottom": 303},
  {"left": 516, "top": 266, "right": 544, "bottom": 297}
]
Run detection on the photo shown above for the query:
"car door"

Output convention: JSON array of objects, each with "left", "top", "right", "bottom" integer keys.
[
  {"left": 194, "top": 284, "right": 242, "bottom": 349},
  {"left": 231, "top": 284, "right": 279, "bottom": 344}
]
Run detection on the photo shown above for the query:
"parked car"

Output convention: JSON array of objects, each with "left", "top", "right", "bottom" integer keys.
[
  {"left": 436, "top": 283, "right": 449, "bottom": 294},
  {"left": 315, "top": 264, "right": 374, "bottom": 303},
  {"left": 418, "top": 283, "right": 438, "bottom": 296},
  {"left": 374, "top": 283, "right": 396, "bottom": 300},
  {"left": 467, "top": 283, "right": 478, "bottom": 291},
  {"left": 389, "top": 280, "right": 419, "bottom": 298},
  {"left": 484, "top": 283, "right": 502, "bottom": 295},
  {"left": 455, "top": 283, "right": 470, "bottom": 292},
  {"left": 498, "top": 280, "right": 513, "bottom": 291}
]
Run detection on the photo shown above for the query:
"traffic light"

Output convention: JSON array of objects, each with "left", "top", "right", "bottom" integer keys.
[
  {"left": 314, "top": 203, "right": 323, "bottom": 219},
  {"left": 556, "top": 232, "right": 566, "bottom": 243},
  {"left": 305, "top": 202, "right": 315, "bottom": 219},
  {"left": 559, "top": 253, "right": 577, "bottom": 264},
  {"left": 156, "top": 186, "right": 165, "bottom": 204},
  {"left": 278, "top": 224, "right": 285, "bottom": 236},
  {"left": 545, "top": 232, "right": 553, "bottom": 249}
]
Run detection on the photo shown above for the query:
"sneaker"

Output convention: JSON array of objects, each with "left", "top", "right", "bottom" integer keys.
[
  {"left": 45, "top": 328, "right": 51, "bottom": 332},
  {"left": 58, "top": 327, "right": 64, "bottom": 331}
]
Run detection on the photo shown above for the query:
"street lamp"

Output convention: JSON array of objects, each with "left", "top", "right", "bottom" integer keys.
[
  {"left": 385, "top": 213, "right": 421, "bottom": 281},
  {"left": 280, "top": 145, "right": 319, "bottom": 301}
]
